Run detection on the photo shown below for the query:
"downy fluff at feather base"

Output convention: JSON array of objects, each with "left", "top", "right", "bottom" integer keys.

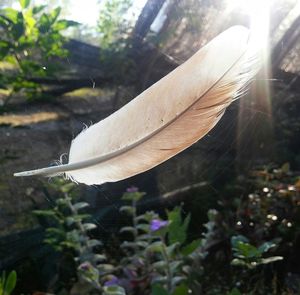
[{"left": 14, "top": 26, "right": 261, "bottom": 185}]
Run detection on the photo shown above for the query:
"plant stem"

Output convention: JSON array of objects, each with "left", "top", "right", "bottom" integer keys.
[
  {"left": 132, "top": 199, "right": 139, "bottom": 254},
  {"left": 160, "top": 237, "right": 173, "bottom": 292},
  {"left": 63, "top": 193, "right": 88, "bottom": 258}
]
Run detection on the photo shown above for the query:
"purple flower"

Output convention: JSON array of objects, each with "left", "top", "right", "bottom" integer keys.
[
  {"left": 104, "top": 276, "right": 119, "bottom": 286},
  {"left": 79, "top": 262, "right": 92, "bottom": 271},
  {"left": 126, "top": 186, "right": 138, "bottom": 193},
  {"left": 150, "top": 219, "right": 168, "bottom": 232}
]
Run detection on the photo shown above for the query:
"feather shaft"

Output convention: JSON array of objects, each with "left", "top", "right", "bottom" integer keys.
[{"left": 14, "top": 26, "right": 261, "bottom": 185}]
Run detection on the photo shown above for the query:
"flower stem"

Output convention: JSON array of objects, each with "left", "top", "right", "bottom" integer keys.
[{"left": 160, "top": 236, "right": 173, "bottom": 292}]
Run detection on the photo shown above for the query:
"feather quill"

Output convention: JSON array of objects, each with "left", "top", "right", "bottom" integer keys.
[{"left": 14, "top": 26, "right": 261, "bottom": 185}]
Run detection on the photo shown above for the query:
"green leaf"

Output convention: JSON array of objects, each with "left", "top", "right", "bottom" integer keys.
[
  {"left": 4, "top": 270, "right": 17, "bottom": 295},
  {"left": 136, "top": 223, "right": 150, "bottom": 232},
  {"left": 166, "top": 242, "right": 179, "bottom": 256},
  {"left": 119, "top": 205, "right": 135, "bottom": 215},
  {"left": 73, "top": 202, "right": 89, "bottom": 210},
  {"left": 122, "top": 191, "right": 145, "bottom": 202},
  {"left": 0, "top": 15, "right": 10, "bottom": 28},
  {"left": 120, "top": 241, "right": 138, "bottom": 249},
  {"left": 152, "top": 261, "right": 167, "bottom": 270},
  {"left": 171, "top": 276, "right": 186, "bottom": 287},
  {"left": 120, "top": 226, "right": 135, "bottom": 234},
  {"left": 49, "top": 7, "right": 61, "bottom": 24},
  {"left": 12, "top": 12, "right": 25, "bottom": 40},
  {"left": 231, "top": 235, "right": 249, "bottom": 248},
  {"left": 181, "top": 239, "right": 202, "bottom": 256},
  {"left": 231, "top": 258, "right": 248, "bottom": 267},
  {"left": 234, "top": 242, "right": 261, "bottom": 258},
  {"left": 82, "top": 223, "right": 97, "bottom": 231},
  {"left": 258, "top": 242, "right": 276, "bottom": 254},
  {"left": 33, "top": 209, "right": 57, "bottom": 217},
  {"left": 147, "top": 241, "right": 164, "bottom": 253},
  {"left": 60, "top": 182, "right": 75, "bottom": 193},
  {"left": 46, "top": 228, "right": 65, "bottom": 236},
  {"left": 170, "top": 261, "right": 182, "bottom": 275},
  {"left": 2, "top": 8, "right": 19, "bottom": 24},
  {"left": 172, "top": 284, "right": 189, "bottom": 295},
  {"left": 152, "top": 284, "right": 170, "bottom": 295},
  {"left": 32, "top": 5, "right": 46, "bottom": 14},
  {"left": 98, "top": 263, "right": 114, "bottom": 273},
  {"left": 93, "top": 254, "right": 106, "bottom": 262},
  {"left": 66, "top": 214, "right": 90, "bottom": 225},
  {"left": 103, "top": 285, "right": 126, "bottom": 295},
  {"left": 136, "top": 241, "right": 148, "bottom": 248},
  {"left": 0, "top": 41, "right": 11, "bottom": 59},
  {"left": 54, "top": 19, "right": 80, "bottom": 30},
  {"left": 260, "top": 256, "right": 283, "bottom": 264},
  {"left": 87, "top": 239, "right": 102, "bottom": 248},
  {"left": 167, "top": 207, "right": 190, "bottom": 245},
  {"left": 19, "top": 0, "right": 30, "bottom": 9},
  {"left": 281, "top": 162, "right": 290, "bottom": 173},
  {"left": 227, "top": 288, "right": 242, "bottom": 295}
]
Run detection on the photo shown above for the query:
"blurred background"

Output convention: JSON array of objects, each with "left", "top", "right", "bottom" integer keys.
[{"left": 0, "top": 0, "right": 299, "bottom": 294}]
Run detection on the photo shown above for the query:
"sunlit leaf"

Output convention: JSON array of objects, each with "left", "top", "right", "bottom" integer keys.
[
  {"left": 260, "top": 256, "right": 283, "bottom": 264},
  {"left": 73, "top": 202, "right": 89, "bottom": 210},
  {"left": 4, "top": 271, "right": 17, "bottom": 295},
  {"left": 19, "top": 0, "right": 30, "bottom": 9},
  {"left": 54, "top": 19, "right": 80, "bottom": 30},
  {"left": 2, "top": 8, "right": 19, "bottom": 24},
  {"left": 82, "top": 223, "right": 97, "bottom": 231},
  {"left": 49, "top": 7, "right": 61, "bottom": 24},
  {"left": 32, "top": 5, "right": 46, "bottom": 14},
  {"left": 103, "top": 285, "right": 126, "bottom": 295}
]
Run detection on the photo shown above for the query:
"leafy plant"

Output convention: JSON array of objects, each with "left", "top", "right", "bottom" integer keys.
[
  {"left": 33, "top": 179, "right": 119, "bottom": 294},
  {"left": 97, "top": 0, "right": 135, "bottom": 81},
  {"left": 0, "top": 271, "right": 17, "bottom": 295},
  {"left": 118, "top": 188, "right": 203, "bottom": 295},
  {"left": 0, "top": 0, "right": 78, "bottom": 105},
  {"left": 231, "top": 235, "right": 283, "bottom": 269},
  {"left": 199, "top": 163, "right": 300, "bottom": 294},
  {"left": 29, "top": 163, "right": 299, "bottom": 294}
]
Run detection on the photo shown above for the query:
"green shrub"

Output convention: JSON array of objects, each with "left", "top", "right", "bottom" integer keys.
[{"left": 0, "top": 0, "right": 78, "bottom": 105}]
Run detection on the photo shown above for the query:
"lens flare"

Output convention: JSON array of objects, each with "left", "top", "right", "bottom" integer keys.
[{"left": 229, "top": 0, "right": 274, "bottom": 168}]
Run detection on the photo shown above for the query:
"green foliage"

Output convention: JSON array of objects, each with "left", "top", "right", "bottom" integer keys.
[
  {"left": 0, "top": 0, "right": 79, "bottom": 104},
  {"left": 167, "top": 207, "right": 190, "bottom": 245},
  {"left": 231, "top": 235, "right": 283, "bottom": 269},
  {"left": 118, "top": 189, "right": 202, "bottom": 294},
  {"left": 97, "top": 0, "right": 135, "bottom": 81},
  {"left": 199, "top": 163, "right": 299, "bottom": 294},
  {"left": 29, "top": 163, "right": 299, "bottom": 294},
  {"left": 0, "top": 271, "right": 17, "bottom": 295},
  {"left": 33, "top": 178, "right": 115, "bottom": 293}
]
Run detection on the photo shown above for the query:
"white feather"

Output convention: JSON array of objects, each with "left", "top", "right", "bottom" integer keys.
[{"left": 14, "top": 26, "right": 261, "bottom": 185}]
